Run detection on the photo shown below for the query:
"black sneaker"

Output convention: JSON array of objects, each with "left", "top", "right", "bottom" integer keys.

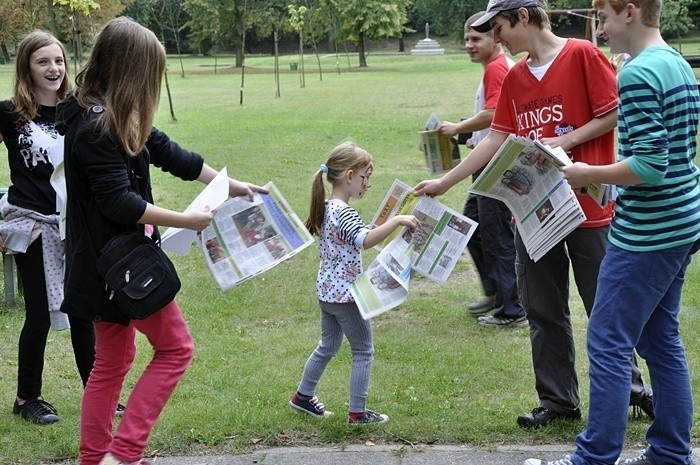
[
  {"left": 116, "top": 403, "right": 126, "bottom": 417},
  {"left": 629, "top": 390, "right": 654, "bottom": 420},
  {"left": 13, "top": 398, "right": 59, "bottom": 424},
  {"left": 289, "top": 393, "right": 332, "bottom": 418},
  {"left": 517, "top": 407, "right": 581, "bottom": 429},
  {"left": 468, "top": 295, "right": 495, "bottom": 315}
]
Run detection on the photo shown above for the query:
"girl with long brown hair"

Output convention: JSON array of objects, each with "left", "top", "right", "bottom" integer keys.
[{"left": 56, "top": 17, "right": 264, "bottom": 465}]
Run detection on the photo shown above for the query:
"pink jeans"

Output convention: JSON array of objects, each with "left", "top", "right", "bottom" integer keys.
[{"left": 79, "top": 300, "right": 194, "bottom": 465}]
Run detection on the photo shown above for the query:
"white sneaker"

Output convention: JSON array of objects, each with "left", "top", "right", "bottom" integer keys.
[
  {"left": 524, "top": 455, "right": 574, "bottom": 465},
  {"left": 616, "top": 454, "right": 654, "bottom": 465}
]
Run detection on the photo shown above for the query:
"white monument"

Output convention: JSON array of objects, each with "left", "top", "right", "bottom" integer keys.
[{"left": 411, "top": 23, "right": 444, "bottom": 55}]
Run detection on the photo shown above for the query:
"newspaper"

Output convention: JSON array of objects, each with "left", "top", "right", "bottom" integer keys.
[
  {"left": 419, "top": 112, "right": 461, "bottom": 173},
  {"left": 532, "top": 140, "right": 614, "bottom": 208},
  {"left": 350, "top": 179, "right": 477, "bottom": 319},
  {"left": 470, "top": 135, "right": 586, "bottom": 262},
  {"left": 161, "top": 167, "right": 232, "bottom": 255},
  {"left": 197, "top": 182, "right": 314, "bottom": 291}
]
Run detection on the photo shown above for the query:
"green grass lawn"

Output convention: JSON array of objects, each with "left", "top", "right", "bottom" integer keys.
[{"left": 0, "top": 49, "right": 699, "bottom": 465}]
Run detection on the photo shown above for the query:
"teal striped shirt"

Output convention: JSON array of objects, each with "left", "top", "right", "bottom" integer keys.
[{"left": 612, "top": 46, "right": 700, "bottom": 252}]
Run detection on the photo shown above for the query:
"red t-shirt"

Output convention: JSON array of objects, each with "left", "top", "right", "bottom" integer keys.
[
  {"left": 483, "top": 53, "right": 512, "bottom": 109},
  {"left": 492, "top": 39, "right": 618, "bottom": 227},
  {"left": 473, "top": 53, "right": 513, "bottom": 145}
]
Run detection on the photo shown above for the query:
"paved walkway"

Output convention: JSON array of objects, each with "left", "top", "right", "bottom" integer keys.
[{"left": 51, "top": 444, "right": 682, "bottom": 465}]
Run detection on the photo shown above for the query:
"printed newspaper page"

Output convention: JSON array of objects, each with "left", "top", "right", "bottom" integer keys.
[
  {"left": 351, "top": 179, "right": 478, "bottom": 319},
  {"left": 198, "top": 182, "right": 314, "bottom": 291},
  {"left": 470, "top": 135, "right": 586, "bottom": 262},
  {"left": 351, "top": 241, "right": 412, "bottom": 320},
  {"left": 532, "top": 140, "right": 614, "bottom": 208},
  {"left": 161, "top": 167, "right": 231, "bottom": 255}
]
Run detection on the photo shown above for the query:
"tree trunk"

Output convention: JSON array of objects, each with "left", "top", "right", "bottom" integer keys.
[
  {"left": 1, "top": 44, "right": 10, "bottom": 63},
  {"left": 358, "top": 32, "right": 367, "bottom": 68},
  {"left": 163, "top": 68, "right": 177, "bottom": 122},
  {"left": 46, "top": 0, "right": 62, "bottom": 40},
  {"left": 235, "top": 41, "right": 244, "bottom": 68},
  {"left": 298, "top": 32, "right": 305, "bottom": 88},
  {"left": 274, "top": 30, "right": 280, "bottom": 98}
]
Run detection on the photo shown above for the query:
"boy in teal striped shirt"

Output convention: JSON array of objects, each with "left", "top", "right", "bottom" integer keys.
[{"left": 524, "top": 1, "right": 700, "bottom": 465}]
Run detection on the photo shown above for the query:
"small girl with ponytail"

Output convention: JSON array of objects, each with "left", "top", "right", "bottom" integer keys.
[{"left": 290, "top": 141, "right": 419, "bottom": 425}]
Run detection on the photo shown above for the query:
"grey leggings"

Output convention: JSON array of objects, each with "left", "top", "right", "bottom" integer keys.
[{"left": 297, "top": 300, "right": 374, "bottom": 412}]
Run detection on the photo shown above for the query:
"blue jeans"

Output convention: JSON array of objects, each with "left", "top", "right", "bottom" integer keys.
[{"left": 572, "top": 240, "right": 699, "bottom": 465}]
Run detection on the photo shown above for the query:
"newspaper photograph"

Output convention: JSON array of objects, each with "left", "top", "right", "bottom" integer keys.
[
  {"left": 351, "top": 179, "right": 478, "bottom": 319},
  {"left": 470, "top": 135, "right": 586, "bottom": 262},
  {"left": 351, "top": 241, "right": 412, "bottom": 320},
  {"left": 198, "top": 182, "right": 314, "bottom": 291}
]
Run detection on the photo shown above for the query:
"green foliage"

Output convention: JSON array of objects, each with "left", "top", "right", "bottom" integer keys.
[
  {"left": 334, "top": 0, "right": 409, "bottom": 41},
  {"left": 54, "top": 0, "right": 101, "bottom": 17},
  {"left": 408, "top": 0, "right": 482, "bottom": 39},
  {"left": 330, "top": 0, "right": 411, "bottom": 66},
  {"left": 661, "top": 0, "right": 694, "bottom": 43}
]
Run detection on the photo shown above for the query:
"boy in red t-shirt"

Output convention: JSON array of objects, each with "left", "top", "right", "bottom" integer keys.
[{"left": 414, "top": 0, "right": 653, "bottom": 428}]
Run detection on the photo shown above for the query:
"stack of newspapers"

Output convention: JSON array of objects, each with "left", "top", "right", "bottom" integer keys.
[{"left": 470, "top": 135, "right": 612, "bottom": 262}]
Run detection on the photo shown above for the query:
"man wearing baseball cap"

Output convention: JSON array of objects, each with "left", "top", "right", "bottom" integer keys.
[
  {"left": 470, "top": 0, "right": 547, "bottom": 33},
  {"left": 414, "top": 0, "right": 653, "bottom": 430}
]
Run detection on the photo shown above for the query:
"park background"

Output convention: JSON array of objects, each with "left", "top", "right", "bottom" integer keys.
[{"left": 1, "top": 1, "right": 700, "bottom": 464}]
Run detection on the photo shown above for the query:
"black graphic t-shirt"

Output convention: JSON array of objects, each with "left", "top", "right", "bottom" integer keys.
[{"left": 0, "top": 100, "right": 60, "bottom": 215}]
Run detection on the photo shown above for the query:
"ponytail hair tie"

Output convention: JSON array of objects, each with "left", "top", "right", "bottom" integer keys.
[{"left": 320, "top": 164, "right": 329, "bottom": 174}]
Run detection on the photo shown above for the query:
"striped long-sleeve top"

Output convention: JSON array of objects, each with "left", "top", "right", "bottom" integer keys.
[
  {"left": 316, "top": 199, "right": 370, "bottom": 303},
  {"left": 611, "top": 46, "right": 700, "bottom": 252}
]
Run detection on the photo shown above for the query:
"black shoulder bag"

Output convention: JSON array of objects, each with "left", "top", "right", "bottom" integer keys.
[{"left": 94, "top": 153, "right": 181, "bottom": 320}]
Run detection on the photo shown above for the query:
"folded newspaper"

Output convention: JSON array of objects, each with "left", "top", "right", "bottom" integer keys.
[
  {"left": 532, "top": 140, "right": 614, "bottom": 208},
  {"left": 350, "top": 180, "right": 477, "bottom": 319},
  {"left": 419, "top": 112, "right": 461, "bottom": 174},
  {"left": 470, "top": 135, "right": 591, "bottom": 262}
]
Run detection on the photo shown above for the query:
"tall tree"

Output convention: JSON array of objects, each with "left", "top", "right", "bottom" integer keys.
[
  {"left": 333, "top": 0, "right": 411, "bottom": 67},
  {"left": 660, "top": 0, "right": 694, "bottom": 51},
  {"left": 183, "top": 0, "right": 248, "bottom": 67}
]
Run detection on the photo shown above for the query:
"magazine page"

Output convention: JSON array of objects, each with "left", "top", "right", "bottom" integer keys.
[
  {"left": 470, "top": 135, "right": 585, "bottom": 261},
  {"left": 400, "top": 194, "right": 476, "bottom": 284},
  {"left": 198, "top": 182, "right": 314, "bottom": 291}
]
